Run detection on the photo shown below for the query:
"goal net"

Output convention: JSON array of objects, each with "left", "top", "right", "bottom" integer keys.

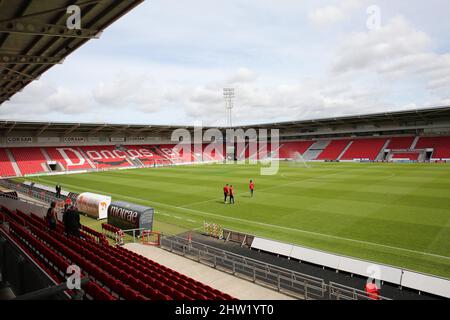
[{"left": 389, "top": 149, "right": 425, "bottom": 162}]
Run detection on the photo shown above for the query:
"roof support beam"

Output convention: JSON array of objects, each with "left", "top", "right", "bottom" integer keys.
[
  {"left": 112, "top": 125, "right": 130, "bottom": 134},
  {"left": 0, "top": 21, "right": 101, "bottom": 39},
  {"left": 0, "top": 73, "right": 33, "bottom": 82},
  {"left": 0, "top": 53, "right": 63, "bottom": 65},
  {"left": 384, "top": 113, "right": 395, "bottom": 121},
  {"left": 0, "top": 0, "right": 103, "bottom": 23},
  {"left": 0, "top": 66, "right": 36, "bottom": 79},
  {"left": 63, "top": 123, "right": 80, "bottom": 136},
  {"left": 6, "top": 122, "right": 16, "bottom": 134},
  {"left": 88, "top": 124, "right": 107, "bottom": 135},
  {"left": 130, "top": 126, "right": 153, "bottom": 134},
  {"left": 0, "top": 121, "right": 11, "bottom": 128},
  {"left": 415, "top": 110, "right": 427, "bottom": 121},
  {"left": 36, "top": 123, "right": 51, "bottom": 136},
  {"left": 0, "top": 87, "right": 22, "bottom": 94}
]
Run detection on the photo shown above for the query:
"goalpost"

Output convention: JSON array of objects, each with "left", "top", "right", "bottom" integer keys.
[{"left": 388, "top": 149, "right": 426, "bottom": 162}]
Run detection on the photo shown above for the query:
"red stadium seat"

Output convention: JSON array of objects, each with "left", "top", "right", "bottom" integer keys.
[
  {"left": 416, "top": 136, "right": 450, "bottom": 159},
  {"left": 0, "top": 148, "right": 17, "bottom": 177},
  {"left": 340, "top": 138, "right": 387, "bottom": 161},
  {"left": 278, "top": 141, "right": 315, "bottom": 159},
  {"left": 9, "top": 147, "right": 47, "bottom": 175},
  {"left": 2, "top": 205, "right": 234, "bottom": 301},
  {"left": 387, "top": 136, "right": 415, "bottom": 149},
  {"left": 316, "top": 139, "right": 351, "bottom": 161}
]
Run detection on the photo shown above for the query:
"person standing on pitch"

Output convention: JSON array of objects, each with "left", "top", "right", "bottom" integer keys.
[
  {"left": 249, "top": 180, "right": 254, "bottom": 197},
  {"left": 223, "top": 184, "right": 229, "bottom": 204},
  {"left": 229, "top": 185, "right": 235, "bottom": 204}
]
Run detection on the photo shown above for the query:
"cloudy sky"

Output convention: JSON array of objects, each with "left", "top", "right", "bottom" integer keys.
[{"left": 2, "top": 0, "right": 450, "bottom": 126}]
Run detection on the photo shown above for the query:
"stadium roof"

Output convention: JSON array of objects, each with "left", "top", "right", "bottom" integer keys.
[
  {"left": 0, "top": 120, "right": 187, "bottom": 137},
  {"left": 1, "top": 106, "right": 450, "bottom": 137},
  {"left": 240, "top": 105, "right": 450, "bottom": 131},
  {"left": 0, "top": 0, "right": 143, "bottom": 105}
]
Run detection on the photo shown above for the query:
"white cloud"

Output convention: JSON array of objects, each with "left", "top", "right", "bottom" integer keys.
[
  {"left": 1, "top": 1, "right": 450, "bottom": 125},
  {"left": 178, "top": 70, "right": 389, "bottom": 125},
  {"left": 0, "top": 82, "right": 93, "bottom": 119},
  {"left": 226, "top": 67, "right": 258, "bottom": 84},
  {"left": 308, "top": 0, "right": 365, "bottom": 27},
  {"left": 93, "top": 73, "right": 165, "bottom": 112},
  {"left": 331, "top": 16, "right": 450, "bottom": 94},
  {"left": 46, "top": 87, "right": 94, "bottom": 114},
  {"left": 332, "top": 17, "right": 430, "bottom": 73},
  {"left": 309, "top": 6, "right": 345, "bottom": 26}
]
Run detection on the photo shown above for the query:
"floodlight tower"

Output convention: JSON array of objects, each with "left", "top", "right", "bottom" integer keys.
[{"left": 223, "top": 88, "right": 235, "bottom": 129}]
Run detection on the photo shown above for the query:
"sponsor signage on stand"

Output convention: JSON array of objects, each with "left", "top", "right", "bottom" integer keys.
[
  {"left": 6, "top": 136, "right": 33, "bottom": 144},
  {"left": 63, "top": 137, "right": 85, "bottom": 143}
]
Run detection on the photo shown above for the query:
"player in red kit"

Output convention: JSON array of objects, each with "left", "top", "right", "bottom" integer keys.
[
  {"left": 249, "top": 180, "right": 254, "bottom": 197},
  {"left": 229, "top": 185, "right": 235, "bottom": 204},
  {"left": 223, "top": 184, "right": 229, "bottom": 204}
]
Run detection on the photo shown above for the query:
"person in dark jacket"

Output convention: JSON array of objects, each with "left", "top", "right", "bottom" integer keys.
[
  {"left": 64, "top": 197, "right": 72, "bottom": 212},
  {"left": 46, "top": 201, "right": 58, "bottom": 231},
  {"left": 63, "top": 205, "right": 81, "bottom": 237}
]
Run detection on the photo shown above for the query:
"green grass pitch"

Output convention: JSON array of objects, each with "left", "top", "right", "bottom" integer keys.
[{"left": 24, "top": 162, "right": 450, "bottom": 278}]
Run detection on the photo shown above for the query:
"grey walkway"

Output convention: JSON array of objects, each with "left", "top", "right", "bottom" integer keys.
[{"left": 125, "top": 243, "right": 294, "bottom": 300}]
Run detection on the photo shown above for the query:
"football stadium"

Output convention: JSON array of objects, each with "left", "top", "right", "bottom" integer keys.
[{"left": 0, "top": 0, "right": 449, "bottom": 308}]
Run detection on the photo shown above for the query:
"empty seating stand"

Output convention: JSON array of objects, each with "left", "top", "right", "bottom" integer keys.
[
  {"left": 0, "top": 149, "right": 16, "bottom": 177},
  {"left": 202, "top": 143, "right": 225, "bottom": 161},
  {"left": 1, "top": 206, "right": 234, "bottom": 300},
  {"left": 278, "top": 141, "right": 315, "bottom": 159},
  {"left": 1, "top": 136, "right": 450, "bottom": 178},
  {"left": 340, "top": 138, "right": 387, "bottom": 161},
  {"left": 125, "top": 145, "right": 164, "bottom": 163},
  {"left": 416, "top": 137, "right": 450, "bottom": 159},
  {"left": 159, "top": 144, "right": 192, "bottom": 163},
  {"left": 9, "top": 147, "right": 47, "bottom": 175},
  {"left": 316, "top": 139, "right": 351, "bottom": 161},
  {"left": 81, "top": 146, "right": 131, "bottom": 169},
  {"left": 387, "top": 137, "right": 415, "bottom": 150},
  {"left": 45, "top": 147, "right": 93, "bottom": 171}
]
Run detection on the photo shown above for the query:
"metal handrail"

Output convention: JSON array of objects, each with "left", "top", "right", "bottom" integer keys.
[
  {"left": 163, "top": 233, "right": 324, "bottom": 283},
  {"left": 121, "top": 227, "right": 148, "bottom": 241},
  {"left": 329, "top": 281, "right": 392, "bottom": 300},
  {"left": 159, "top": 233, "right": 327, "bottom": 299},
  {"left": 0, "top": 180, "right": 60, "bottom": 205},
  {"left": 0, "top": 188, "right": 48, "bottom": 208}
]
